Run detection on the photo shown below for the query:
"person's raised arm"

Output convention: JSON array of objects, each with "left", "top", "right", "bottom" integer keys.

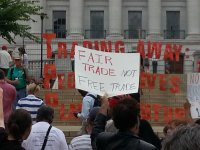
[{"left": 91, "top": 94, "right": 109, "bottom": 150}]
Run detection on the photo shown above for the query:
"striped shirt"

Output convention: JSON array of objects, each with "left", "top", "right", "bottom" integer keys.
[
  {"left": 69, "top": 134, "right": 92, "bottom": 150},
  {"left": 16, "top": 95, "right": 44, "bottom": 124}
]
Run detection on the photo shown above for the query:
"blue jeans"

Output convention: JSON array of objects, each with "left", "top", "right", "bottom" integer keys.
[{"left": 13, "top": 88, "right": 27, "bottom": 109}]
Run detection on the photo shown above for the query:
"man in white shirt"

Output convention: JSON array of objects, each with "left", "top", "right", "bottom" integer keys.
[
  {"left": 0, "top": 45, "right": 12, "bottom": 75},
  {"left": 22, "top": 105, "right": 68, "bottom": 150}
]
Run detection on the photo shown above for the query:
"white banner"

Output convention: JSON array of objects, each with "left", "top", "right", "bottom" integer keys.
[
  {"left": 187, "top": 73, "right": 200, "bottom": 118},
  {"left": 75, "top": 46, "right": 140, "bottom": 97}
]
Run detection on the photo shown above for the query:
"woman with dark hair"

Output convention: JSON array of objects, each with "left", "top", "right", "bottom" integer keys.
[{"left": 0, "top": 107, "right": 32, "bottom": 149}]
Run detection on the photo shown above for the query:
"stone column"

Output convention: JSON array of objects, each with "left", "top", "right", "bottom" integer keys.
[
  {"left": 148, "top": 0, "right": 162, "bottom": 39},
  {"left": 69, "top": 0, "right": 84, "bottom": 37},
  {"left": 187, "top": 0, "right": 200, "bottom": 39},
  {"left": 30, "top": 0, "right": 45, "bottom": 35},
  {"left": 108, "top": 0, "right": 122, "bottom": 37}
]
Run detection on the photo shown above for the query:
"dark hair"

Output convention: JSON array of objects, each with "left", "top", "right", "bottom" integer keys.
[
  {"left": 36, "top": 105, "right": 54, "bottom": 124},
  {"left": 163, "top": 125, "right": 170, "bottom": 135},
  {"left": 129, "top": 93, "right": 140, "bottom": 103},
  {"left": 167, "top": 119, "right": 187, "bottom": 129},
  {"left": 7, "top": 109, "right": 32, "bottom": 140},
  {"left": 195, "top": 119, "right": 200, "bottom": 125},
  {"left": 112, "top": 98, "right": 140, "bottom": 131},
  {"left": 162, "top": 124, "right": 200, "bottom": 150},
  {"left": 88, "top": 107, "right": 100, "bottom": 124},
  {"left": 139, "top": 119, "right": 161, "bottom": 149},
  {"left": 0, "top": 69, "right": 5, "bottom": 80},
  {"left": 18, "top": 47, "right": 26, "bottom": 54},
  {"left": 77, "top": 89, "right": 87, "bottom": 97}
]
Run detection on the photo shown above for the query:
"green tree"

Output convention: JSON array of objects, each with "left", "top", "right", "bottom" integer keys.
[{"left": 0, "top": 0, "right": 41, "bottom": 43}]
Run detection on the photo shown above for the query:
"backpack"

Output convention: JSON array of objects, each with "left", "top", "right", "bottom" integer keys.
[{"left": 87, "top": 94, "right": 101, "bottom": 107}]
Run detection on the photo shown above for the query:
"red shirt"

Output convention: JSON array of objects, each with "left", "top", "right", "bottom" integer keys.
[{"left": 0, "top": 80, "right": 16, "bottom": 123}]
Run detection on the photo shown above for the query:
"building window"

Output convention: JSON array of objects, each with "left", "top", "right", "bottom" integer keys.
[
  {"left": 165, "top": 54, "right": 184, "bottom": 74},
  {"left": 53, "top": 11, "right": 66, "bottom": 38},
  {"left": 126, "top": 11, "right": 143, "bottom": 39},
  {"left": 164, "top": 11, "right": 184, "bottom": 39},
  {"left": 89, "top": 11, "right": 105, "bottom": 39}
]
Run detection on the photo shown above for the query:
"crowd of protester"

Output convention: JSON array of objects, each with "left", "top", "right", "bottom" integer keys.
[{"left": 1, "top": 45, "right": 200, "bottom": 150}]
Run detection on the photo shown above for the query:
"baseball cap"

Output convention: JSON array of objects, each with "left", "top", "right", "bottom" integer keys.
[
  {"left": 2, "top": 45, "right": 7, "bottom": 50},
  {"left": 13, "top": 52, "right": 21, "bottom": 59}
]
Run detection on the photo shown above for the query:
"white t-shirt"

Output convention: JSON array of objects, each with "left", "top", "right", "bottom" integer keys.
[
  {"left": 0, "top": 50, "right": 12, "bottom": 69},
  {"left": 22, "top": 122, "right": 68, "bottom": 150}
]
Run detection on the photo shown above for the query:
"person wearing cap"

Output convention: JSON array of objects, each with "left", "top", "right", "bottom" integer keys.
[
  {"left": 6, "top": 52, "right": 28, "bottom": 109},
  {"left": 0, "top": 45, "right": 12, "bottom": 75},
  {"left": 16, "top": 82, "right": 44, "bottom": 124},
  {"left": 69, "top": 107, "right": 100, "bottom": 150}
]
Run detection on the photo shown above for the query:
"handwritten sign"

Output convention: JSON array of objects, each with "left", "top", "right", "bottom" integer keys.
[
  {"left": 187, "top": 73, "right": 200, "bottom": 118},
  {"left": 75, "top": 46, "right": 140, "bottom": 97}
]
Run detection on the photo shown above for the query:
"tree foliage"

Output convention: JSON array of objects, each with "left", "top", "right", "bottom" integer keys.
[{"left": 0, "top": 0, "right": 41, "bottom": 43}]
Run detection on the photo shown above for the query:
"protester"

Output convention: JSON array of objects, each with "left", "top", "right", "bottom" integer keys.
[
  {"left": 0, "top": 69, "right": 16, "bottom": 127},
  {"left": 69, "top": 107, "right": 100, "bottom": 150},
  {"left": 0, "top": 45, "right": 13, "bottom": 75},
  {"left": 18, "top": 47, "right": 29, "bottom": 69},
  {"left": 105, "top": 117, "right": 161, "bottom": 149},
  {"left": 0, "top": 104, "right": 32, "bottom": 150},
  {"left": 162, "top": 124, "right": 200, "bottom": 150},
  {"left": 16, "top": 82, "right": 44, "bottom": 124},
  {"left": 22, "top": 105, "right": 68, "bottom": 150},
  {"left": 106, "top": 95, "right": 138, "bottom": 131},
  {"left": 8, "top": 49, "right": 15, "bottom": 67},
  {"left": 163, "top": 119, "right": 187, "bottom": 136},
  {"left": 91, "top": 96, "right": 156, "bottom": 150},
  {"left": 6, "top": 52, "right": 28, "bottom": 108},
  {"left": 74, "top": 89, "right": 100, "bottom": 120},
  {"left": 106, "top": 96, "right": 161, "bottom": 149},
  {"left": 165, "top": 61, "right": 170, "bottom": 74},
  {"left": 144, "top": 55, "right": 150, "bottom": 72}
]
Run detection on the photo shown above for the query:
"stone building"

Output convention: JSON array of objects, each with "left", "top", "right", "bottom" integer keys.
[{"left": 1, "top": 0, "right": 200, "bottom": 77}]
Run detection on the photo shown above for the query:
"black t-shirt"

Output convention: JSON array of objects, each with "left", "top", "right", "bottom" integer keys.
[{"left": 0, "top": 127, "right": 25, "bottom": 150}]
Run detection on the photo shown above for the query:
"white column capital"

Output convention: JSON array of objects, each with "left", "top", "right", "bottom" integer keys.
[
  {"left": 147, "top": 0, "right": 162, "bottom": 40},
  {"left": 30, "top": 0, "right": 45, "bottom": 35},
  {"left": 186, "top": 0, "right": 200, "bottom": 39},
  {"left": 108, "top": 0, "right": 122, "bottom": 38},
  {"left": 69, "top": 0, "right": 84, "bottom": 37}
]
